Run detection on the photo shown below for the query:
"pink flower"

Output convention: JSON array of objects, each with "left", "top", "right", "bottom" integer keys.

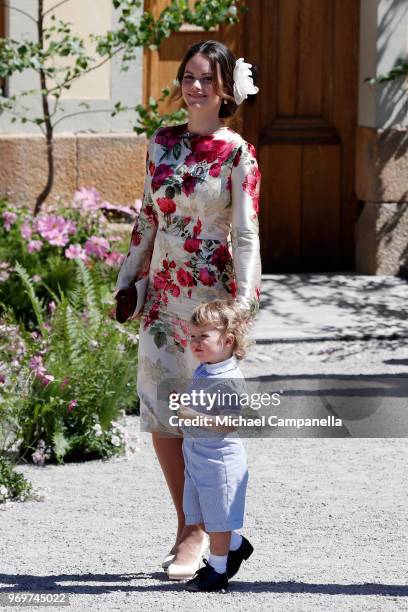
[
  {"left": 67, "top": 399, "right": 77, "bottom": 412},
  {"left": 29, "top": 355, "right": 44, "bottom": 372},
  {"left": 29, "top": 354, "right": 54, "bottom": 386},
  {"left": 73, "top": 187, "right": 101, "bottom": 211},
  {"left": 2, "top": 211, "right": 17, "bottom": 231},
  {"left": 36, "top": 215, "right": 77, "bottom": 247},
  {"left": 104, "top": 251, "right": 125, "bottom": 267},
  {"left": 84, "top": 236, "right": 110, "bottom": 259},
  {"left": 20, "top": 221, "right": 32, "bottom": 240},
  {"left": 27, "top": 240, "right": 43, "bottom": 253},
  {"left": 65, "top": 244, "right": 87, "bottom": 261}
]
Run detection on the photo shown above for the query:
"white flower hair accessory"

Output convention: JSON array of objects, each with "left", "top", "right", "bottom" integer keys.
[{"left": 233, "top": 57, "right": 259, "bottom": 105}]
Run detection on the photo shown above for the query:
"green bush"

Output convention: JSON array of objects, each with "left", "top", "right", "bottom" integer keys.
[
  {"left": 0, "top": 191, "right": 135, "bottom": 327},
  {"left": 0, "top": 456, "right": 34, "bottom": 503}
]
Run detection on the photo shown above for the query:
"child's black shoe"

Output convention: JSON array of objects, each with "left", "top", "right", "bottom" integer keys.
[
  {"left": 226, "top": 536, "right": 254, "bottom": 578},
  {"left": 185, "top": 559, "right": 228, "bottom": 592}
]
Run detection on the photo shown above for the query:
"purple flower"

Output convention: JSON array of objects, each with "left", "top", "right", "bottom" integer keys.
[
  {"left": 20, "top": 220, "right": 33, "bottom": 240},
  {"left": 35, "top": 215, "right": 77, "bottom": 247},
  {"left": 48, "top": 301, "right": 56, "bottom": 313},
  {"left": 65, "top": 244, "right": 87, "bottom": 261},
  {"left": 84, "top": 236, "right": 110, "bottom": 259},
  {"left": 27, "top": 240, "right": 43, "bottom": 254},
  {"left": 2, "top": 211, "right": 17, "bottom": 231}
]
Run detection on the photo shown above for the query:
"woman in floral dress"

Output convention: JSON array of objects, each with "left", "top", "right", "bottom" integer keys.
[{"left": 116, "top": 40, "right": 261, "bottom": 573}]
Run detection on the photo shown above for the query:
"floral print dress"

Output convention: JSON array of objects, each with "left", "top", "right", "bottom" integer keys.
[{"left": 116, "top": 122, "right": 261, "bottom": 435}]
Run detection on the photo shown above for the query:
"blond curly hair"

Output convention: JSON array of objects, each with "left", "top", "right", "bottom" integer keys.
[{"left": 190, "top": 299, "right": 251, "bottom": 360}]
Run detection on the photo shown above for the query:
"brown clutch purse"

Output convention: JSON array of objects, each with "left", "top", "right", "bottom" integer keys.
[{"left": 115, "top": 276, "right": 148, "bottom": 323}]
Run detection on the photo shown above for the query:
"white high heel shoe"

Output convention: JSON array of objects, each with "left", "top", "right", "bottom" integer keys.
[
  {"left": 166, "top": 533, "right": 210, "bottom": 580},
  {"left": 161, "top": 553, "right": 175, "bottom": 570}
]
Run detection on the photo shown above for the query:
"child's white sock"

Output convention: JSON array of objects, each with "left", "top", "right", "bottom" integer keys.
[
  {"left": 229, "top": 531, "right": 243, "bottom": 551},
  {"left": 208, "top": 553, "right": 227, "bottom": 574}
]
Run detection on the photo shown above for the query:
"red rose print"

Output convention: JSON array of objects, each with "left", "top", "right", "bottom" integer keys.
[
  {"left": 185, "top": 152, "right": 196, "bottom": 167},
  {"left": 199, "top": 268, "right": 216, "bottom": 286},
  {"left": 192, "top": 138, "right": 234, "bottom": 164},
  {"left": 247, "top": 142, "right": 257, "bottom": 158},
  {"left": 144, "top": 204, "right": 158, "bottom": 226},
  {"left": 153, "top": 274, "right": 166, "bottom": 290},
  {"left": 131, "top": 224, "right": 142, "bottom": 246},
  {"left": 155, "top": 126, "right": 183, "bottom": 148},
  {"left": 171, "top": 284, "right": 180, "bottom": 297},
  {"left": 211, "top": 244, "right": 231, "bottom": 271},
  {"left": 177, "top": 268, "right": 195, "bottom": 287},
  {"left": 252, "top": 194, "right": 260, "bottom": 217},
  {"left": 209, "top": 163, "right": 222, "bottom": 177},
  {"left": 182, "top": 173, "right": 199, "bottom": 197},
  {"left": 229, "top": 280, "right": 237, "bottom": 297},
  {"left": 233, "top": 148, "right": 241, "bottom": 167},
  {"left": 149, "top": 160, "right": 155, "bottom": 176},
  {"left": 157, "top": 197, "right": 176, "bottom": 215},
  {"left": 184, "top": 238, "right": 201, "bottom": 253},
  {"left": 193, "top": 218, "right": 202, "bottom": 236},
  {"left": 243, "top": 173, "right": 259, "bottom": 198},
  {"left": 152, "top": 164, "right": 173, "bottom": 192}
]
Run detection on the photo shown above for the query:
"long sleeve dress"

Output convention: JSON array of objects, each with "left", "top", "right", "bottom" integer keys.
[{"left": 116, "top": 122, "right": 262, "bottom": 435}]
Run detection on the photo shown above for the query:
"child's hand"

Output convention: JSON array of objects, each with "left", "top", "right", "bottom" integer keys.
[{"left": 177, "top": 406, "right": 196, "bottom": 420}]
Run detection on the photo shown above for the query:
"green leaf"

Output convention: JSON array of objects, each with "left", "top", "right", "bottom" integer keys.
[{"left": 52, "top": 431, "right": 71, "bottom": 462}]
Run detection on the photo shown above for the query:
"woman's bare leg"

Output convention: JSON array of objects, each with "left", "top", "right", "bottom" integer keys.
[{"left": 151, "top": 433, "right": 205, "bottom": 563}]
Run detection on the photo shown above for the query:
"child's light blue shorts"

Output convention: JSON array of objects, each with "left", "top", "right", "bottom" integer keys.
[{"left": 182, "top": 436, "right": 248, "bottom": 532}]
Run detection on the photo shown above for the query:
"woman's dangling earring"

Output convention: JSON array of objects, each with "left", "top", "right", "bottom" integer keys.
[{"left": 223, "top": 99, "right": 228, "bottom": 104}]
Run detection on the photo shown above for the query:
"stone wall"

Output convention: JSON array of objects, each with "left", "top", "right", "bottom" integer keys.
[
  {"left": 356, "top": 0, "right": 408, "bottom": 275},
  {"left": 0, "top": 133, "right": 147, "bottom": 208}
]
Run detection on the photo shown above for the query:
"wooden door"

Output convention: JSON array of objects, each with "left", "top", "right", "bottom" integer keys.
[
  {"left": 244, "top": 0, "right": 360, "bottom": 271},
  {"left": 144, "top": 0, "right": 360, "bottom": 271}
]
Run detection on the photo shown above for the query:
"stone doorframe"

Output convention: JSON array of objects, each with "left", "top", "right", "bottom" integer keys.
[{"left": 356, "top": 0, "right": 408, "bottom": 275}]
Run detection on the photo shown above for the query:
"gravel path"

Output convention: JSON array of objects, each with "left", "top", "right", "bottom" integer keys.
[
  {"left": 1, "top": 274, "right": 407, "bottom": 611},
  {"left": 1, "top": 417, "right": 407, "bottom": 611}
]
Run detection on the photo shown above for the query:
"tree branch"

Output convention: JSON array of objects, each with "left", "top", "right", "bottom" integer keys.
[
  {"left": 0, "top": 2, "right": 37, "bottom": 24},
  {"left": 52, "top": 107, "right": 124, "bottom": 128},
  {"left": 46, "top": 51, "right": 124, "bottom": 96},
  {"left": 43, "top": 0, "right": 71, "bottom": 17}
]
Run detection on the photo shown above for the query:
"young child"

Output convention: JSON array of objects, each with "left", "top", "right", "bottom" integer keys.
[{"left": 172, "top": 299, "right": 254, "bottom": 592}]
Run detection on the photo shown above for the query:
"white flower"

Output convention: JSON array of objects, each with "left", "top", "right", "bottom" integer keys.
[
  {"left": 0, "top": 485, "right": 9, "bottom": 497},
  {"left": 111, "top": 434, "right": 121, "bottom": 447},
  {"left": 228, "top": 5, "right": 237, "bottom": 16},
  {"left": 233, "top": 58, "right": 259, "bottom": 105},
  {"left": 93, "top": 423, "right": 102, "bottom": 437}
]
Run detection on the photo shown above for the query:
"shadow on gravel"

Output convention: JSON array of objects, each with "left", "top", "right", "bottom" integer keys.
[{"left": 0, "top": 574, "right": 407, "bottom": 597}]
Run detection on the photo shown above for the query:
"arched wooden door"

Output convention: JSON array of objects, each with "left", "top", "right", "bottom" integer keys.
[
  {"left": 244, "top": 0, "right": 360, "bottom": 271},
  {"left": 144, "top": 0, "right": 360, "bottom": 272}
]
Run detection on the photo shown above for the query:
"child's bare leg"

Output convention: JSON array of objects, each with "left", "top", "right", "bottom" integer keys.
[{"left": 209, "top": 531, "right": 231, "bottom": 556}]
